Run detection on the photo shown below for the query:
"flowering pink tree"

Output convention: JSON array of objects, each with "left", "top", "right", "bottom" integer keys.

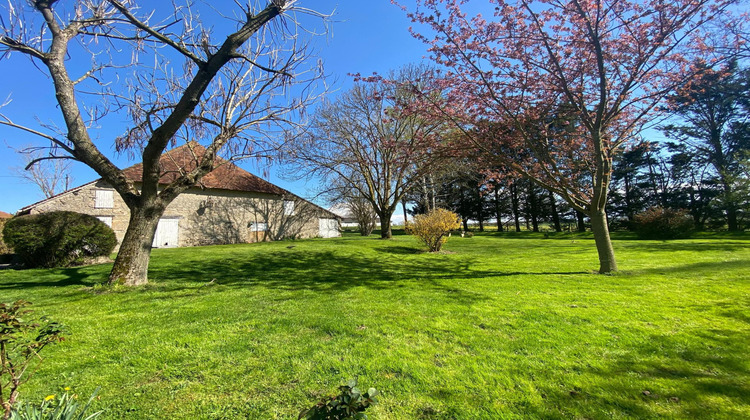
[{"left": 400, "top": 0, "right": 742, "bottom": 272}]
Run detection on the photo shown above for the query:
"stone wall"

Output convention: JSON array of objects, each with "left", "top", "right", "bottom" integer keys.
[
  {"left": 27, "top": 180, "right": 131, "bottom": 244},
  {"left": 168, "top": 188, "right": 325, "bottom": 246},
  {"left": 24, "top": 181, "right": 336, "bottom": 248}
]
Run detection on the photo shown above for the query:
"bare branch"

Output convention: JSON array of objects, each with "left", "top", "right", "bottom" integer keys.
[
  {"left": 0, "top": 116, "right": 76, "bottom": 157},
  {"left": 104, "top": 0, "right": 204, "bottom": 65},
  {"left": 0, "top": 36, "right": 47, "bottom": 60}
]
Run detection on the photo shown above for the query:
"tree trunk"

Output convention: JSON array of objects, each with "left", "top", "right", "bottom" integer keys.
[
  {"left": 511, "top": 182, "right": 521, "bottom": 232},
  {"left": 548, "top": 190, "right": 562, "bottom": 232},
  {"left": 688, "top": 183, "right": 703, "bottom": 230},
  {"left": 527, "top": 185, "right": 540, "bottom": 232},
  {"left": 576, "top": 210, "right": 586, "bottom": 232},
  {"left": 589, "top": 210, "right": 617, "bottom": 273},
  {"left": 726, "top": 205, "right": 739, "bottom": 231},
  {"left": 623, "top": 174, "right": 634, "bottom": 224},
  {"left": 723, "top": 184, "right": 739, "bottom": 231},
  {"left": 494, "top": 188, "right": 503, "bottom": 232},
  {"left": 475, "top": 182, "right": 485, "bottom": 232},
  {"left": 378, "top": 212, "right": 393, "bottom": 239},
  {"left": 429, "top": 174, "right": 436, "bottom": 211},
  {"left": 462, "top": 218, "right": 469, "bottom": 232},
  {"left": 402, "top": 200, "right": 408, "bottom": 224},
  {"left": 108, "top": 207, "right": 162, "bottom": 286}
]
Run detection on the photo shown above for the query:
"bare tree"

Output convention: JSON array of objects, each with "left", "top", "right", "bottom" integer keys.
[
  {"left": 286, "top": 65, "right": 448, "bottom": 239},
  {"left": 13, "top": 146, "right": 72, "bottom": 198},
  {"left": 347, "top": 195, "right": 378, "bottom": 236},
  {"left": 321, "top": 178, "right": 379, "bottom": 236},
  {"left": 0, "top": 0, "right": 329, "bottom": 285}
]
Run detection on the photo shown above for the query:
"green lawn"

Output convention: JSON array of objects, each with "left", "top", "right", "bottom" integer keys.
[{"left": 1, "top": 232, "right": 748, "bottom": 419}]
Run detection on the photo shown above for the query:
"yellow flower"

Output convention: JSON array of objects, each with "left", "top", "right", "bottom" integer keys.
[
  {"left": 64, "top": 387, "right": 71, "bottom": 391},
  {"left": 44, "top": 395, "right": 55, "bottom": 401}
]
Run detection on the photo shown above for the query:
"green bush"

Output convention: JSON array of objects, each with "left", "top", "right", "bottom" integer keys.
[
  {"left": 299, "top": 379, "right": 377, "bottom": 420},
  {"left": 633, "top": 207, "right": 695, "bottom": 239},
  {"left": 0, "top": 219, "right": 12, "bottom": 262},
  {"left": 2, "top": 212, "right": 117, "bottom": 268}
]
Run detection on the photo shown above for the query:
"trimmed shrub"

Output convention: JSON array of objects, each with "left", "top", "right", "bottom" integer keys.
[
  {"left": 0, "top": 219, "right": 12, "bottom": 261},
  {"left": 410, "top": 208, "right": 461, "bottom": 252},
  {"left": 633, "top": 207, "right": 694, "bottom": 239},
  {"left": 2, "top": 212, "right": 117, "bottom": 268}
]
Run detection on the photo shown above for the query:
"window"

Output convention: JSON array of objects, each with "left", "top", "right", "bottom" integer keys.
[
  {"left": 95, "top": 190, "right": 114, "bottom": 208},
  {"left": 96, "top": 216, "right": 113, "bottom": 227},
  {"left": 283, "top": 200, "right": 295, "bottom": 216},
  {"left": 250, "top": 222, "right": 267, "bottom": 232}
]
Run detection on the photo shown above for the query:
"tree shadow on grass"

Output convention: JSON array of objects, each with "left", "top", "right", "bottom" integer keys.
[
  {"left": 576, "top": 328, "right": 750, "bottom": 418},
  {"left": 0, "top": 266, "right": 108, "bottom": 291},
  {"left": 626, "top": 241, "right": 750, "bottom": 253},
  {"left": 142, "top": 246, "right": 598, "bottom": 304},
  {"left": 148, "top": 249, "right": 475, "bottom": 292},
  {"left": 372, "top": 246, "right": 424, "bottom": 255},
  {"left": 631, "top": 259, "right": 750, "bottom": 276}
]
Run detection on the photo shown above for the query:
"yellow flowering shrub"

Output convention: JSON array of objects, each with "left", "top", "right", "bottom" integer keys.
[{"left": 410, "top": 208, "right": 460, "bottom": 252}]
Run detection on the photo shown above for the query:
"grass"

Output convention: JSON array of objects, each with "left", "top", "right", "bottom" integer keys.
[{"left": 0, "top": 232, "right": 748, "bottom": 419}]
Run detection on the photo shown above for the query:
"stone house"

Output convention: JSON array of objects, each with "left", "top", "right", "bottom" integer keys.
[{"left": 17, "top": 144, "right": 340, "bottom": 248}]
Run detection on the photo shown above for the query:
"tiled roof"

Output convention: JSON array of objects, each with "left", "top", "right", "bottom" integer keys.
[
  {"left": 18, "top": 143, "right": 339, "bottom": 219},
  {"left": 0, "top": 211, "right": 12, "bottom": 219},
  {"left": 122, "top": 142, "right": 287, "bottom": 195}
]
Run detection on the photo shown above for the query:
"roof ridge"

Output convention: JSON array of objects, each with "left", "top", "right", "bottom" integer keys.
[{"left": 17, "top": 143, "right": 339, "bottom": 217}]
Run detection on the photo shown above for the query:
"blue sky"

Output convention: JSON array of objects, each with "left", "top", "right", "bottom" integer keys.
[{"left": 0, "top": 1, "right": 432, "bottom": 214}]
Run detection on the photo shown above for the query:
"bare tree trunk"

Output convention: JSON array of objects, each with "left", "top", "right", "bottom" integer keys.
[
  {"left": 402, "top": 200, "right": 408, "bottom": 224},
  {"left": 378, "top": 211, "right": 393, "bottom": 239},
  {"left": 589, "top": 209, "right": 617, "bottom": 273},
  {"left": 422, "top": 176, "right": 430, "bottom": 213},
  {"left": 108, "top": 206, "right": 163, "bottom": 286}
]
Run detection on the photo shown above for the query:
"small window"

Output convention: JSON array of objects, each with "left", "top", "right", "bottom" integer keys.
[
  {"left": 250, "top": 222, "right": 267, "bottom": 232},
  {"left": 95, "top": 190, "right": 114, "bottom": 208},
  {"left": 283, "top": 200, "right": 295, "bottom": 216},
  {"left": 96, "top": 216, "right": 113, "bottom": 227}
]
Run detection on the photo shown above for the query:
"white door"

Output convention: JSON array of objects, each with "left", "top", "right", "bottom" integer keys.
[
  {"left": 153, "top": 218, "right": 179, "bottom": 248},
  {"left": 318, "top": 218, "right": 340, "bottom": 238}
]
